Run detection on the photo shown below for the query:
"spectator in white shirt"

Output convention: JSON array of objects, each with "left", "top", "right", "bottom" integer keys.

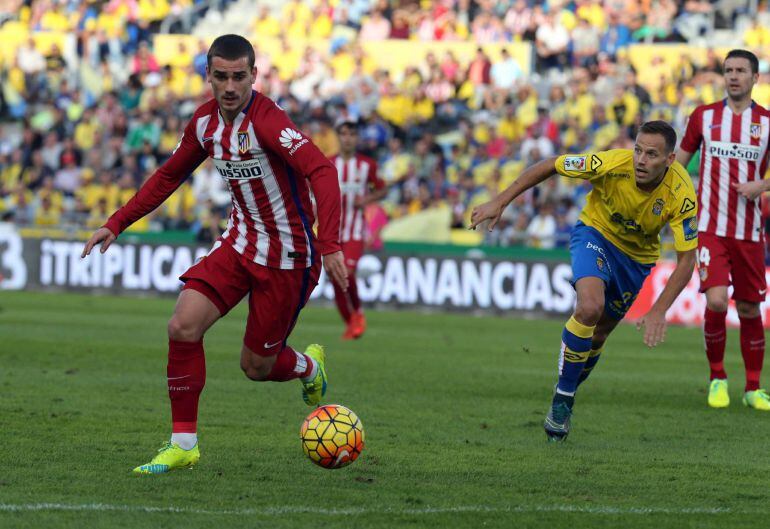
[
  {"left": 526, "top": 201, "right": 557, "bottom": 249},
  {"left": 359, "top": 10, "right": 391, "bottom": 41},
  {"left": 491, "top": 49, "right": 523, "bottom": 90},
  {"left": 17, "top": 38, "right": 45, "bottom": 75},
  {"left": 535, "top": 12, "right": 570, "bottom": 72}
]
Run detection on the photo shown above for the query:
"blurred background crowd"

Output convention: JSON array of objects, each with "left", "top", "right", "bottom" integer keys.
[{"left": 1, "top": 0, "right": 769, "bottom": 251}]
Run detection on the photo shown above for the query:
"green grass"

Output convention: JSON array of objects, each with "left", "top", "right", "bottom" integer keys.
[{"left": 0, "top": 291, "right": 766, "bottom": 528}]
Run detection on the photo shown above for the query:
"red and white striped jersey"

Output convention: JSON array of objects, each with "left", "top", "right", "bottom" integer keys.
[
  {"left": 330, "top": 153, "right": 384, "bottom": 243},
  {"left": 105, "top": 91, "right": 341, "bottom": 269},
  {"left": 681, "top": 99, "right": 770, "bottom": 241}
]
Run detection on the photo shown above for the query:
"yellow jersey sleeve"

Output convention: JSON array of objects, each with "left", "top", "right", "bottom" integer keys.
[
  {"left": 667, "top": 170, "right": 699, "bottom": 253},
  {"left": 554, "top": 152, "right": 612, "bottom": 181}
]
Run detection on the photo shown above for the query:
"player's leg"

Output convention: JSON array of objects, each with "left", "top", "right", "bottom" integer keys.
[
  {"left": 333, "top": 278, "right": 354, "bottom": 334},
  {"left": 731, "top": 238, "right": 768, "bottom": 409},
  {"left": 134, "top": 243, "right": 249, "bottom": 474},
  {"left": 545, "top": 224, "right": 608, "bottom": 441},
  {"left": 239, "top": 262, "right": 327, "bottom": 404},
  {"left": 167, "top": 285, "right": 223, "bottom": 435},
  {"left": 554, "top": 276, "right": 604, "bottom": 399},
  {"left": 347, "top": 259, "right": 366, "bottom": 339},
  {"left": 704, "top": 286, "right": 730, "bottom": 374},
  {"left": 546, "top": 276, "right": 604, "bottom": 441},
  {"left": 735, "top": 300, "right": 768, "bottom": 409},
  {"left": 702, "top": 286, "right": 731, "bottom": 408},
  {"left": 335, "top": 242, "right": 364, "bottom": 340},
  {"left": 578, "top": 244, "right": 653, "bottom": 389},
  {"left": 697, "top": 233, "right": 731, "bottom": 408},
  {"left": 133, "top": 287, "right": 223, "bottom": 475},
  {"left": 577, "top": 312, "right": 621, "bottom": 388}
]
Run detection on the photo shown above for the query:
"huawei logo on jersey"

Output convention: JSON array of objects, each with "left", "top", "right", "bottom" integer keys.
[{"left": 279, "top": 128, "right": 308, "bottom": 156}]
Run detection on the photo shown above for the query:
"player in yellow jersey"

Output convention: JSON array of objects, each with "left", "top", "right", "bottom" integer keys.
[{"left": 470, "top": 121, "right": 698, "bottom": 441}]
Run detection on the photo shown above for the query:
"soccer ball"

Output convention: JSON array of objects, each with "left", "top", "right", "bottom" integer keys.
[{"left": 300, "top": 404, "right": 364, "bottom": 469}]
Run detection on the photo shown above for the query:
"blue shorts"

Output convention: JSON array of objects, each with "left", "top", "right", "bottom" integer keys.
[{"left": 569, "top": 223, "right": 653, "bottom": 320}]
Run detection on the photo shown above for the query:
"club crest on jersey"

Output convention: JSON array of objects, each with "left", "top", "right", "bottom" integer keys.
[
  {"left": 652, "top": 198, "right": 665, "bottom": 216},
  {"left": 237, "top": 131, "right": 250, "bottom": 153},
  {"left": 596, "top": 257, "right": 604, "bottom": 271},
  {"left": 751, "top": 123, "right": 762, "bottom": 139}
]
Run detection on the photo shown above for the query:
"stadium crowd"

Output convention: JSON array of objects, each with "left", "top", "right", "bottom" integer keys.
[{"left": 1, "top": 0, "right": 769, "bottom": 250}]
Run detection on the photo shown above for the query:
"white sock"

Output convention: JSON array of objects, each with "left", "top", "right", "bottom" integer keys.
[
  {"left": 171, "top": 432, "right": 197, "bottom": 450},
  {"left": 301, "top": 355, "right": 318, "bottom": 382}
]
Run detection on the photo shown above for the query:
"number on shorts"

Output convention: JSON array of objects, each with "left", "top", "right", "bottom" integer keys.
[{"left": 697, "top": 246, "right": 710, "bottom": 267}]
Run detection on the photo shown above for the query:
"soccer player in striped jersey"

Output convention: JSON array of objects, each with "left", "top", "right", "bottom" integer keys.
[
  {"left": 677, "top": 49, "right": 770, "bottom": 411},
  {"left": 329, "top": 121, "right": 386, "bottom": 339},
  {"left": 471, "top": 121, "right": 698, "bottom": 441},
  {"left": 82, "top": 35, "right": 349, "bottom": 473}
]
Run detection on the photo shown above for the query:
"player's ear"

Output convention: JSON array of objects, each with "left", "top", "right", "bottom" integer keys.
[{"left": 667, "top": 151, "right": 676, "bottom": 166}]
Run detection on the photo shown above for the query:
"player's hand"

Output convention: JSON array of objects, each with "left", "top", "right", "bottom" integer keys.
[
  {"left": 81, "top": 227, "right": 116, "bottom": 258},
  {"left": 636, "top": 309, "right": 667, "bottom": 347},
  {"left": 733, "top": 180, "right": 766, "bottom": 201},
  {"left": 323, "top": 251, "right": 349, "bottom": 291},
  {"left": 469, "top": 198, "right": 504, "bottom": 231}
]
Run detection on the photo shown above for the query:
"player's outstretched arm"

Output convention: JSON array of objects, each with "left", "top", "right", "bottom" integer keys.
[
  {"left": 636, "top": 248, "right": 696, "bottom": 347},
  {"left": 469, "top": 156, "right": 558, "bottom": 231},
  {"left": 81, "top": 227, "right": 117, "bottom": 258},
  {"left": 91, "top": 118, "right": 207, "bottom": 244}
]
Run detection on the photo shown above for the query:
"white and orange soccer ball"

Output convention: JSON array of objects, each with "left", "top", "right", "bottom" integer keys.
[{"left": 300, "top": 404, "right": 364, "bottom": 469}]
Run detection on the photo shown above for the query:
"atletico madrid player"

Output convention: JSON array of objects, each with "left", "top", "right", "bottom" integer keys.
[
  {"left": 82, "top": 34, "right": 348, "bottom": 474},
  {"left": 677, "top": 49, "right": 770, "bottom": 411},
  {"left": 329, "top": 121, "right": 386, "bottom": 339}
]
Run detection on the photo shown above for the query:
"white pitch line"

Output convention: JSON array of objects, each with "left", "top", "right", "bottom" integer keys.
[{"left": 0, "top": 503, "right": 740, "bottom": 516}]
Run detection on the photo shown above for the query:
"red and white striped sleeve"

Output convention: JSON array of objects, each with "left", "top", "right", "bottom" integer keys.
[{"left": 680, "top": 106, "right": 703, "bottom": 154}]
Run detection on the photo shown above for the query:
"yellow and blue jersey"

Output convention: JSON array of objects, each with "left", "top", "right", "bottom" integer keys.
[{"left": 555, "top": 149, "right": 698, "bottom": 264}]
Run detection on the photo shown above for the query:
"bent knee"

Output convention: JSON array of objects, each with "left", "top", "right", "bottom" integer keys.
[
  {"left": 707, "top": 299, "right": 729, "bottom": 313},
  {"left": 167, "top": 316, "right": 204, "bottom": 342},
  {"left": 574, "top": 300, "right": 604, "bottom": 325},
  {"left": 240, "top": 356, "right": 273, "bottom": 381},
  {"left": 242, "top": 365, "right": 269, "bottom": 381},
  {"left": 736, "top": 301, "right": 761, "bottom": 319}
]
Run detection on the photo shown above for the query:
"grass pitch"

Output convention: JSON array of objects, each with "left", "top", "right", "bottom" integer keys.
[{"left": 0, "top": 291, "right": 766, "bottom": 528}]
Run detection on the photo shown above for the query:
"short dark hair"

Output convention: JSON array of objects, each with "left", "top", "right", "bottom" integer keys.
[
  {"left": 207, "top": 34, "right": 255, "bottom": 69},
  {"left": 335, "top": 120, "right": 358, "bottom": 133},
  {"left": 638, "top": 120, "right": 677, "bottom": 153},
  {"left": 725, "top": 49, "right": 759, "bottom": 74}
]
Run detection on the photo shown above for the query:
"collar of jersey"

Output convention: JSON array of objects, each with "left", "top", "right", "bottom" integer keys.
[
  {"left": 722, "top": 98, "right": 757, "bottom": 109},
  {"left": 242, "top": 90, "right": 256, "bottom": 114}
]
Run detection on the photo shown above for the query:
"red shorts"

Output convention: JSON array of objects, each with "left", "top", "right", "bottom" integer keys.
[
  {"left": 180, "top": 241, "right": 320, "bottom": 356},
  {"left": 697, "top": 232, "right": 766, "bottom": 302},
  {"left": 342, "top": 240, "right": 364, "bottom": 269}
]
